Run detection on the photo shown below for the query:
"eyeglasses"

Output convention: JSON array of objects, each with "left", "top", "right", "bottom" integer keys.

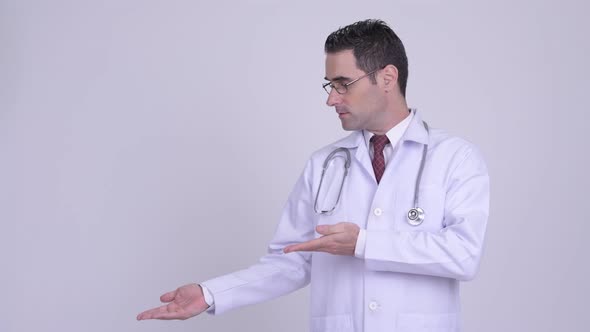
[{"left": 322, "top": 68, "right": 381, "bottom": 95}]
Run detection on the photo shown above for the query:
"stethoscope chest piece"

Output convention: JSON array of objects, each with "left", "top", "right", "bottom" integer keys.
[{"left": 407, "top": 207, "right": 425, "bottom": 226}]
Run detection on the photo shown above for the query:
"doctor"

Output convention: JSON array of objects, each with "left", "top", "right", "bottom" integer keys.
[{"left": 137, "top": 19, "right": 489, "bottom": 332}]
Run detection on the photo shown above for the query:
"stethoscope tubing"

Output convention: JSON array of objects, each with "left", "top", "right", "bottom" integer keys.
[
  {"left": 314, "top": 121, "right": 429, "bottom": 226},
  {"left": 314, "top": 147, "right": 351, "bottom": 214}
]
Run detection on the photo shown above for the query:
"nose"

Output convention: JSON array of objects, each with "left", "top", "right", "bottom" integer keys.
[{"left": 326, "top": 89, "right": 342, "bottom": 107}]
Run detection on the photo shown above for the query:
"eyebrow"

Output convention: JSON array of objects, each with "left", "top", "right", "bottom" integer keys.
[{"left": 324, "top": 75, "right": 351, "bottom": 82}]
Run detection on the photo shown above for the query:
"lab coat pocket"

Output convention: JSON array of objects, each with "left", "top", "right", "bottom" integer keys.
[
  {"left": 411, "top": 185, "right": 446, "bottom": 231},
  {"left": 311, "top": 313, "right": 353, "bottom": 332},
  {"left": 397, "top": 313, "right": 458, "bottom": 332}
]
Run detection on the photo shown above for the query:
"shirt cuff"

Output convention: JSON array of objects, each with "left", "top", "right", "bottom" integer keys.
[
  {"left": 199, "top": 284, "right": 215, "bottom": 311},
  {"left": 354, "top": 229, "right": 367, "bottom": 258}
]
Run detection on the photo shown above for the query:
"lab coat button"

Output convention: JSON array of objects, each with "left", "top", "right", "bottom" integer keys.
[
  {"left": 373, "top": 208, "right": 382, "bottom": 216},
  {"left": 368, "top": 301, "right": 379, "bottom": 311}
]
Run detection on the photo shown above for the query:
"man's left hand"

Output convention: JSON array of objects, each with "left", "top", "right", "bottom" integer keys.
[{"left": 283, "top": 222, "right": 360, "bottom": 256}]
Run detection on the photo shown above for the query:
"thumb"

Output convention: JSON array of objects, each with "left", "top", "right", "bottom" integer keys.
[
  {"left": 316, "top": 225, "right": 333, "bottom": 235},
  {"left": 160, "top": 289, "right": 178, "bottom": 303}
]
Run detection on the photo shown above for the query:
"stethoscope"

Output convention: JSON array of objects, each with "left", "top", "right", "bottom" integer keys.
[{"left": 313, "top": 121, "right": 429, "bottom": 226}]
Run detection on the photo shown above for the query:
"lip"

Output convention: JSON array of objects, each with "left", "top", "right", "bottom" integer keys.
[{"left": 338, "top": 112, "right": 349, "bottom": 118}]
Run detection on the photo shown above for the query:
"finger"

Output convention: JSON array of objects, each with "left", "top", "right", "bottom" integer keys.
[
  {"left": 137, "top": 303, "right": 182, "bottom": 320},
  {"left": 137, "top": 305, "right": 166, "bottom": 320},
  {"left": 284, "top": 237, "right": 327, "bottom": 253},
  {"left": 315, "top": 224, "right": 334, "bottom": 235},
  {"left": 160, "top": 289, "right": 177, "bottom": 303},
  {"left": 318, "top": 222, "right": 357, "bottom": 235}
]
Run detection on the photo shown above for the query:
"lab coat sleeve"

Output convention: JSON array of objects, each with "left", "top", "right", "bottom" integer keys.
[
  {"left": 363, "top": 145, "right": 490, "bottom": 281},
  {"left": 200, "top": 160, "right": 316, "bottom": 315}
]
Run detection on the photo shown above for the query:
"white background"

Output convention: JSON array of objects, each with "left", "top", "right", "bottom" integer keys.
[{"left": 1, "top": 0, "right": 589, "bottom": 331}]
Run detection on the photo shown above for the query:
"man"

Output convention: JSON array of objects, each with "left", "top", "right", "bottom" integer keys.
[{"left": 137, "top": 19, "right": 489, "bottom": 332}]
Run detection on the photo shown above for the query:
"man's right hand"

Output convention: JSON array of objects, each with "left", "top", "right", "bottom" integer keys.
[{"left": 136, "top": 283, "right": 209, "bottom": 320}]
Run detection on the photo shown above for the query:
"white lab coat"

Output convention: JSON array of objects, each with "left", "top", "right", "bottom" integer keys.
[{"left": 201, "top": 110, "right": 489, "bottom": 332}]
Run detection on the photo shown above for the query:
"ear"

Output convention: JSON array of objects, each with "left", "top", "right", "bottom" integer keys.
[{"left": 380, "top": 64, "right": 399, "bottom": 91}]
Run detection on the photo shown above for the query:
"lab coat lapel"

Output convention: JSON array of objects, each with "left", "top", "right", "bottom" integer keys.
[
  {"left": 354, "top": 137, "right": 375, "bottom": 182},
  {"left": 331, "top": 131, "right": 375, "bottom": 181},
  {"left": 401, "top": 110, "right": 429, "bottom": 145},
  {"left": 379, "top": 110, "right": 429, "bottom": 187}
]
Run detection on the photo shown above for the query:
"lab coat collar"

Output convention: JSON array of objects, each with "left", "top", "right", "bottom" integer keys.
[
  {"left": 330, "top": 109, "right": 428, "bottom": 149},
  {"left": 401, "top": 109, "right": 429, "bottom": 145}
]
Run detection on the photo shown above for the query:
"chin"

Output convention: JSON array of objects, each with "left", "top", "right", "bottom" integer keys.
[{"left": 340, "top": 123, "right": 357, "bottom": 131}]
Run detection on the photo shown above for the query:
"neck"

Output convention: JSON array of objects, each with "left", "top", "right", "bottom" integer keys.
[{"left": 368, "top": 98, "right": 410, "bottom": 135}]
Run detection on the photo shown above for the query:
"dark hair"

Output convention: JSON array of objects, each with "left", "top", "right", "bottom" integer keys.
[{"left": 325, "top": 19, "right": 409, "bottom": 97}]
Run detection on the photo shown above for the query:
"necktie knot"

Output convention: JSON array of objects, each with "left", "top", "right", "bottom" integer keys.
[{"left": 370, "top": 135, "right": 390, "bottom": 153}]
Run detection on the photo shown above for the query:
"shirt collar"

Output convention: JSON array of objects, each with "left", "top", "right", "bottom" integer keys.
[
  {"left": 331, "top": 109, "right": 428, "bottom": 149},
  {"left": 363, "top": 110, "right": 414, "bottom": 150}
]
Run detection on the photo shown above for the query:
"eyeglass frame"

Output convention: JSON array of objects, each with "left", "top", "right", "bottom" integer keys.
[{"left": 322, "top": 67, "right": 383, "bottom": 95}]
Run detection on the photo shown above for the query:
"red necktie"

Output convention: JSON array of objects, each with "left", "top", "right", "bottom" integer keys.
[{"left": 371, "top": 135, "right": 390, "bottom": 184}]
